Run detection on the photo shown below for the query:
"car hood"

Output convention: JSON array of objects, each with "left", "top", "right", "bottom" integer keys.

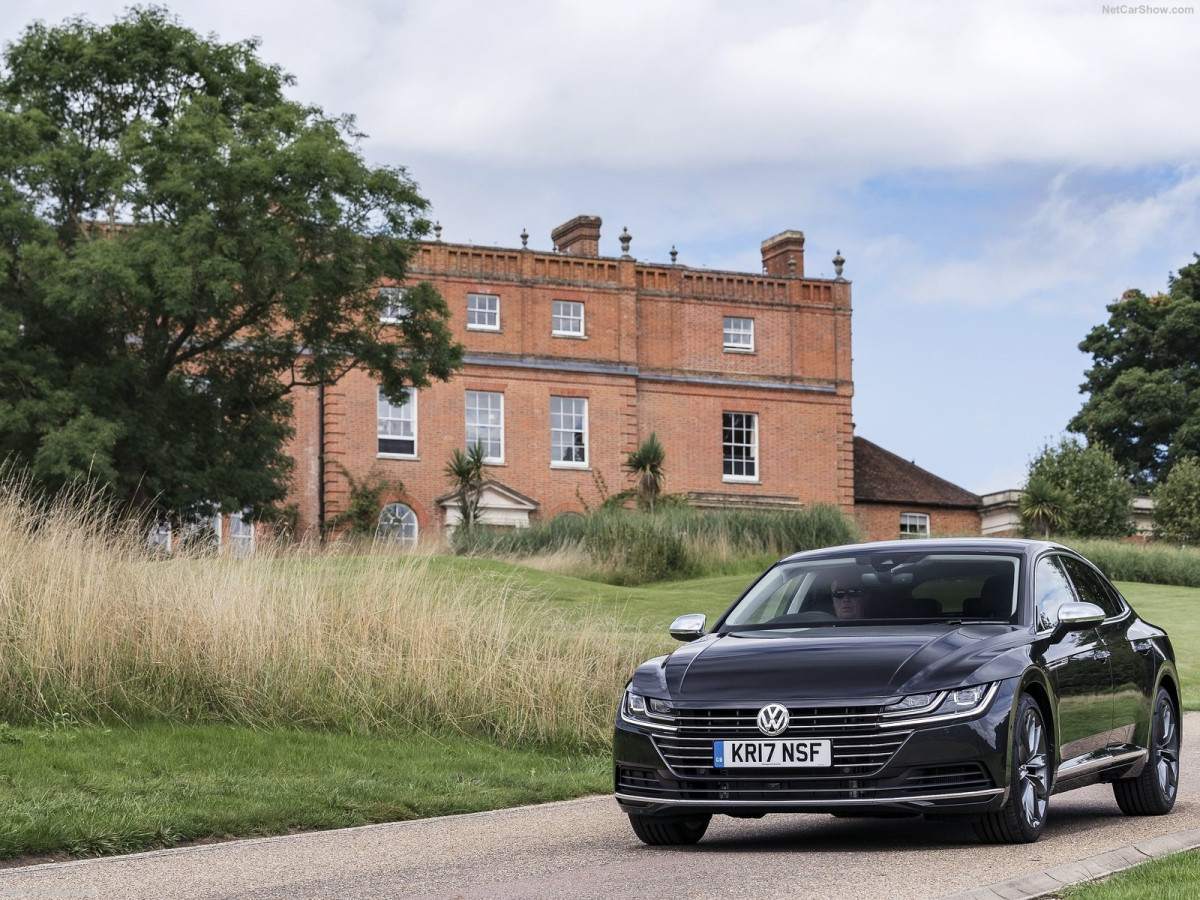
[{"left": 633, "top": 624, "right": 1029, "bottom": 705}]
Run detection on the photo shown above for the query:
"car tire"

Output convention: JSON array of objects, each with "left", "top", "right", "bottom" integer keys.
[
  {"left": 975, "top": 694, "right": 1050, "bottom": 844},
  {"left": 1114, "top": 686, "right": 1180, "bottom": 816},
  {"left": 628, "top": 813, "right": 711, "bottom": 846}
]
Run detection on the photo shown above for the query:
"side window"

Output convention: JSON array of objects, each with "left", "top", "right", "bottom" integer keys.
[
  {"left": 552, "top": 300, "right": 585, "bottom": 336},
  {"left": 467, "top": 293, "right": 500, "bottom": 331},
  {"left": 378, "top": 387, "right": 417, "bottom": 457},
  {"left": 1033, "top": 555, "right": 1076, "bottom": 632},
  {"left": 1060, "top": 557, "right": 1124, "bottom": 618},
  {"left": 723, "top": 316, "right": 754, "bottom": 351},
  {"left": 722, "top": 411, "right": 758, "bottom": 481},
  {"left": 379, "top": 287, "right": 408, "bottom": 323},
  {"left": 899, "top": 512, "right": 930, "bottom": 539},
  {"left": 378, "top": 502, "right": 418, "bottom": 545},
  {"left": 465, "top": 390, "right": 504, "bottom": 462}
]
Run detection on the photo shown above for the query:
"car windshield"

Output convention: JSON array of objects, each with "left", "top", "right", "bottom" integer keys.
[{"left": 719, "top": 551, "right": 1021, "bottom": 632}]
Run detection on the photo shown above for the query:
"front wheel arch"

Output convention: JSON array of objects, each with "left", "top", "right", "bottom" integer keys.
[
  {"left": 1016, "top": 678, "right": 1057, "bottom": 788},
  {"left": 976, "top": 692, "right": 1052, "bottom": 843}
]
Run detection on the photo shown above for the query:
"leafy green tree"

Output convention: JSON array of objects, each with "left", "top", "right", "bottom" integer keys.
[
  {"left": 0, "top": 8, "right": 462, "bottom": 522},
  {"left": 444, "top": 443, "right": 486, "bottom": 531},
  {"left": 1025, "top": 437, "right": 1133, "bottom": 538},
  {"left": 624, "top": 433, "right": 666, "bottom": 512},
  {"left": 1153, "top": 456, "right": 1200, "bottom": 544},
  {"left": 1070, "top": 254, "right": 1200, "bottom": 485},
  {"left": 1018, "top": 476, "right": 1070, "bottom": 539}
]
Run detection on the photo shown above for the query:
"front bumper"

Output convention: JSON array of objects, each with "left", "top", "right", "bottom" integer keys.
[{"left": 613, "top": 685, "right": 1015, "bottom": 818}]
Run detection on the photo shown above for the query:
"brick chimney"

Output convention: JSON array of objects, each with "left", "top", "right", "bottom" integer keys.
[
  {"left": 551, "top": 215, "right": 603, "bottom": 256},
  {"left": 761, "top": 230, "right": 805, "bottom": 277}
]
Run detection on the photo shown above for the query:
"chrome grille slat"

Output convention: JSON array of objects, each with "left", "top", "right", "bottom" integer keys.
[{"left": 650, "top": 703, "right": 914, "bottom": 778}]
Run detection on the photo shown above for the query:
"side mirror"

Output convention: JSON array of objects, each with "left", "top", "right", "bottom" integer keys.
[
  {"left": 1056, "top": 601, "right": 1106, "bottom": 632},
  {"left": 669, "top": 613, "right": 707, "bottom": 642}
]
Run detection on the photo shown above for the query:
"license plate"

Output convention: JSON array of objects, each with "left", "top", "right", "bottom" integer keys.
[{"left": 713, "top": 739, "right": 832, "bottom": 768}]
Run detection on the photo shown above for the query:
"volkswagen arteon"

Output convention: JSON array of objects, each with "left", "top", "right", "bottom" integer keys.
[{"left": 614, "top": 539, "right": 1180, "bottom": 845}]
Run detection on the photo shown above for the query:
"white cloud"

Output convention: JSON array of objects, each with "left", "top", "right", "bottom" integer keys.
[
  {"left": 348, "top": 0, "right": 1200, "bottom": 171},
  {"left": 8, "top": 0, "right": 1200, "bottom": 174},
  {"left": 873, "top": 165, "right": 1200, "bottom": 312}
]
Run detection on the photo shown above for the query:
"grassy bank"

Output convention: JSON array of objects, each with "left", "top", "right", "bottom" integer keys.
[
  {"left": 0, "top": 722, "right": 606, "bottom": 860},
  {"left": 1059, "top": 850, "right": 1200, "bottom": 899},
  {"left": 0, "top": 486, "right": 661, "bottom": 752},
  {"left": 449, "top": 504, "right": 861, "bottom": 585}
]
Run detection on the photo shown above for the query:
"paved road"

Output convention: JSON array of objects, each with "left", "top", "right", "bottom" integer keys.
[{"left": 4, "top": 713, "right": 1200, "bottom": 900}]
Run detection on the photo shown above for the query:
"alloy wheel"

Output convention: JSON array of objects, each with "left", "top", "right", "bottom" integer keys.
[
  {"left": 1016, "top": 706, "right": 1050, "bottom": 829},
  {"left": 1154, "top": 693, "right": 1180, "bottom": 804}
]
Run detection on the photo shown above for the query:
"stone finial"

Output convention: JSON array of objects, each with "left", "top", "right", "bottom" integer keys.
[
  {"left": 521, "top": 228, "right": 529, "bottom": 249},
  {"left": 833, "top": 249, "right": 845, "bottom": 280},
  {"left": 619, "top": 226, "right": 632, "bottom": 258},
  {"left": 670, "top": 245, "right": 678, "bottom": 264},
  {"left": 433, "top": 221, "right": 442, "bottom": 242}
]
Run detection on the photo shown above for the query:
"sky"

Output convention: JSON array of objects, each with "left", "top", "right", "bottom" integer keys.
[{"left": 4, "top": 0, "right": 1199, "bottom": 496}]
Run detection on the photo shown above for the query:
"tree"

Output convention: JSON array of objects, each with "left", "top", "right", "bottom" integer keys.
[
  {"left": 624, "top": 433, "right": 666, "bottom": 512},
  {"left": 1024, "top": 437, "right": 1133, "bottom": 538},
  {"left": 1070, "top": 253, "right": 1200, "bottom": 485},
  {"left": 1153, "top": 456, "right": 1200, "bottom": 544},
  {"left": 0, "top": 8, "right": 462, "bottom": 522},
  {"left": 444, "top": 443, "right": 486, "bottom": 530},
  {"left": 1018, "top": 476, "right": 1070, "bottom": 539}
]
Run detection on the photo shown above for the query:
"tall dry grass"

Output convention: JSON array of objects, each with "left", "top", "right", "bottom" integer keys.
[{"left": 0, "top": 476, "right": 658, "bottom": 752}]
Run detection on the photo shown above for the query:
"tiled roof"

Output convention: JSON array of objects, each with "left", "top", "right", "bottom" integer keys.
[{"left": 854, "top": 436, "right": 981, "bottom": 509}]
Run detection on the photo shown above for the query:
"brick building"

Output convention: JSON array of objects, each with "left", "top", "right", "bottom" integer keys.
[
  {"left": 853, "top": 436, "right": 983, "bottom": 541},
  {"left": 284, "top": 215, "right": 855, "bottom": 542}
]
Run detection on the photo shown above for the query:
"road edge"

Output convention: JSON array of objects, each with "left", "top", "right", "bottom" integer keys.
[{"left": 941, "top": 825, "right": 1200, "bottom": 899}]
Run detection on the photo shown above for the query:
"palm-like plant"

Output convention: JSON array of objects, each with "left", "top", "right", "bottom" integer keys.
[
  {"left": 1019, "top": 476, "right": 1071, "bottom": 538},
  {"left": 625, "top": 433, "right": 666, "bottom": 512},
  {"left": 444, "top": 442, "right": 486, "bottom": 529}
]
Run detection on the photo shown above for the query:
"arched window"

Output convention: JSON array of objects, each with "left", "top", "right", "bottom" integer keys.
[{"left": 378, "top": 502, "right": 418, "bottom": 545}]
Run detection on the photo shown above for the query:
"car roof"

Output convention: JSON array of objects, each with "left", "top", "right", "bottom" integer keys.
[{"left": 779, "top": 537, "right": 1066, "bottom": 564}]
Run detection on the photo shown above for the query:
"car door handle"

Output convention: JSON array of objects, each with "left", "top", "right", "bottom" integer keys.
[
  {"left": 1132, "top": 640, "right": 1155, "bottom": 655},
  {"left": 1094, "top": 650, "right": 1111, "bottom": 662}
]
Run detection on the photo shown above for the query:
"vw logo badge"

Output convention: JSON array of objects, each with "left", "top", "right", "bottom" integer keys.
[{"left": 757, "top": 703, "right": 790, "bottom": 736}]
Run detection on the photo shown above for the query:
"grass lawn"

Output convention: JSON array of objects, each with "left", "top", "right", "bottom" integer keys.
[
  {"left": 0, "top": 722, "right": 607, "bottom": 860},
  {"left": 0, "top": 565, "right": 1195, "bottom": 865},
  {"left": 1058, "top": 850, "right": 1200, "bottom": 899},
  {"left": 1115, "top": 581, "right": 1200, "bottom": 709},
  {"left": 421, "top": 554, "right": 756, "bottom": 631}
]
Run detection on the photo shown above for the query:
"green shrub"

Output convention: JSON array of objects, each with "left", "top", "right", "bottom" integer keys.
[
  {"left": 1153, "top": 457, "right": 1200, "bottom": 544},
  {"left": 451, "top": 505, "right": 861, "bottom": 585},
  {"left": 1071, "top": 538, "right": 1200, "bottom": 588}
]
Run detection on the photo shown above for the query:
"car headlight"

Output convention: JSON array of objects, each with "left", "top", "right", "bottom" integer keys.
[
  {"left": 881, "top": 683, "right": 997, "bottom": 726},
  {"left": 621, "top": 689, "right": 677, "bottom": 731}
]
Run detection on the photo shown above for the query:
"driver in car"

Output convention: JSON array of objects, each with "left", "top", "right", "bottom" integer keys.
[{"left": 831, "top": 574, "right": 866, "bottom": 619}]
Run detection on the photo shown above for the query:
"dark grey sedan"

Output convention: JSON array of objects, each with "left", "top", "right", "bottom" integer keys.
[{"left": 615, "top": 539, "right": 1180, "bottom": 845}]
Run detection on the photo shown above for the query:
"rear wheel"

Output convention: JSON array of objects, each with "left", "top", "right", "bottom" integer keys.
[
  {"left": 1114, "top": 686, "right": 1179, "bottom": 816},
  {"left": 628, "top": 813, "right": 711, "bottom": 846},
  {"left": 975, "top": 694, "right": 1050, "bottom": 844}
]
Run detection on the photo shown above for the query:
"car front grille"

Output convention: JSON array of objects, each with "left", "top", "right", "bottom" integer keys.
[{"left": 649, "top": 704, "right": 910, "bottom": 777}]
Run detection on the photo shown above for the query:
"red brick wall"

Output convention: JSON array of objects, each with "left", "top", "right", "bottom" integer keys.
[{"left": 854, "top": 503, "right": 982, "bottom": 542}]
